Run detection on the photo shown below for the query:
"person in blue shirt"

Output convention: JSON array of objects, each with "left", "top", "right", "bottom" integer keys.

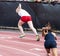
[{"left": 42, "top": 23, "right": 57, "bottom": 56}]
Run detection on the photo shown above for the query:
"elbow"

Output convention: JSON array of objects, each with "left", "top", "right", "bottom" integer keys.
[{"left": 55, "top": 37, "right": 57, "bottom": 40}]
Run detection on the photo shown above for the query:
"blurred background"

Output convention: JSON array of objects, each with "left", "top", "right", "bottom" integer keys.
[
  {"left": 0, "top": 0, "right": 60, "bottom": 3},
  {"left": 0, "top": 1, "right": 60, "bottom": 31}
]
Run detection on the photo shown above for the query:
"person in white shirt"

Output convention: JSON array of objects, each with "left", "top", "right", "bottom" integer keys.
[{"left": 16, "top": 4, "right": 40, "bottom": 41}]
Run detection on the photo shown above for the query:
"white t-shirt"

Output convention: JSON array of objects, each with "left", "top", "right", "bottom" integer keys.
[{"left": 18, "top": 9, "right": 31, "bottom": 17}]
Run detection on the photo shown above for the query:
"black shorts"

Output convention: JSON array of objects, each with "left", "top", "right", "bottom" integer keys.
[{"left": 44, "top": 40, "right": 57, "bottom": 49}]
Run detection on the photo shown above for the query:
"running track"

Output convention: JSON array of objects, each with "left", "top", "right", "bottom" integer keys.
[{"left": 0, "top": 29, "right": 60, "bottom": 56}]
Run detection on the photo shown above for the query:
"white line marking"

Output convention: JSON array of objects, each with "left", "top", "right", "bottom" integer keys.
[
  {"left": 0, "top": 44, "right": 40, "bottom": 56},
  {"left": 30, "top": 48, "right": 43, "bottom": 51},
  {"left": 23, "top": 37, "right": 44, "bottom": 42},
  {"left": 0, "top": 55, "right": 3, "bottom": 56},
  {"left": 0, "top": 39, "right": 43, "bottom": 47},
  {"left": 0, "top": 34, "right": 13, "bottom": 39}
]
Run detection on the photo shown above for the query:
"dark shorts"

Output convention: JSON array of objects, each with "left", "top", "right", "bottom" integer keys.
[
  {"left": 44, "top": 40, "right": 57, "bottom": 49},
  {"left": 20, "top": 16, "right": 32, "bottom": 22}
]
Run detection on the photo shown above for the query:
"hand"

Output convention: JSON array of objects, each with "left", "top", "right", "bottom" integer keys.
[
  {"left": 19, "top": 3, "right": 21, "bottom": 8},
  {"left": 16, "top": 7, "right": 19, "bottom": 13}
]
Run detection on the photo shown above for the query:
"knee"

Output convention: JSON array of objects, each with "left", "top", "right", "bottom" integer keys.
[
  {"left": 47, "top": 50, "right": 50, "bottom": 53},
  {"left": 18, "top": 22, "right": 22, "bottom": 26}
]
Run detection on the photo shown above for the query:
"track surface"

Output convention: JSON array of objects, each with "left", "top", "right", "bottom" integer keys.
[{"left": 0, "top": 29, "right": 60, "bottom": 56}]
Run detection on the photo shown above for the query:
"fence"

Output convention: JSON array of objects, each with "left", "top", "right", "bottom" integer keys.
[{"left": 0, "top": 2, "right": 60, "bottom": 31}]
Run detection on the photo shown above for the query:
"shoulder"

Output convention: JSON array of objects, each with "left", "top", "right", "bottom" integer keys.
[{"left": 51, "top": 32, "right": 56, "bottom": 37}]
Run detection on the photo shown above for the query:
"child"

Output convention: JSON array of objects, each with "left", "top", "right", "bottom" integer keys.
[
  {"left": 16, "top": 3, "right": 40, "bottom": 41},
  {"left": 42, "top": 23, "right": 57, "bottom": 56}
]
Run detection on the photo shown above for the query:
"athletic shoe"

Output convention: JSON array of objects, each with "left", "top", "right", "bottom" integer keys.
[
  {"left": 19, "top": 34, "right": 25, "bottom": 38},
  {"left": 36, "top": 35, "right": 40, "bottom": 41}
]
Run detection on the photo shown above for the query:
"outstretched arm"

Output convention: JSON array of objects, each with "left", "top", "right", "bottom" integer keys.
[
  {"left": 16, "top": 3, "right": 22, "bottom": 13},
  {"left": 19, "top": 3, "right": 22, "bottom": 9}
]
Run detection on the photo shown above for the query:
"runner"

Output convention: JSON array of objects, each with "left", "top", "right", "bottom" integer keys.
[
  {"left": 16, "top": 3, "right": 40, "bottom": 41},
  {"left": 42, "top": 23, "right": 57, "bottom": 56}
]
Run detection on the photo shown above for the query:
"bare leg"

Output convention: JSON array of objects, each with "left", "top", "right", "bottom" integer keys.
[
  {"left": 27, "top": 21, "right": 40, "bottom": 41},
  {"left": 27, "top": 21, "right": 38, "bottom": 35},
  {"left": 46, "top": 48, "right": 50, "bottom": 56},
  {"left": 18, "top": 20, "right": 25, "bottom": 38},
  {"left": 51, "top": 48, "right": 57, "bottom": 56}
]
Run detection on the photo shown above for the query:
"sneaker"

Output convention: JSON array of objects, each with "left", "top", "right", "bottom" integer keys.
[
  {"left": 36, "top": 35, "right": 40, "bottom": 41},
  {"left": 19, "top": 34, "right": 25, "bottom": 38}
]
